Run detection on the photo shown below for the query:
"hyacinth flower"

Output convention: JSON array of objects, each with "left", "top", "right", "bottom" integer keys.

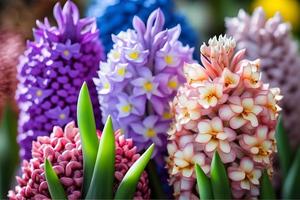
[
  {"left": 0, "top": 30, "right": 24, "bottom": 117},
  {"left": 86, "top": 0, "right": 199, "bottom": 58},
  {"left": 16, "top": 1, "right": 105, "bottom": 160},
  {"left": 9, "top": 83, "right": 153, "bottom": 199},
  {"left": 94, "top": 9, "right": 194, "bottom": 164},
  {"left": 226, "top": 8, "right": 300, "bottom": 149},
  {"left": 167, "top": 35, "right": 281, "bottom": 199}
]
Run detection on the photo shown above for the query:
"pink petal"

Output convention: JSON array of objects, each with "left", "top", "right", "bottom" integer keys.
[
  {"left": 230, "top": 116, "right": 247, "bottom": 129},
  {"left": 219, "top": 140, "right": 231, "bottom": 153},
  {"left": 205, "top": 140, "right": 218, "bottom": 152},
  {"left": 198, "top": 121, "right": 212, "bottom": 134},
  {"left": 219, "top": 105, "right": 235, "bottom": 121},
  {"left": 211, "top": 117, "right": 223, "bottom": 132},
  {"left": 229, "top": 170, "right": 246, "bottom": 181}
]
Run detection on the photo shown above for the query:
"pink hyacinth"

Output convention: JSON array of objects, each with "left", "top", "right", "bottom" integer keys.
[
  {"left": 8, "top": 122, "right": 150, "bottom": 199},
  {"left": 167, "top": 35, "right": 281, "bottom": 199}
]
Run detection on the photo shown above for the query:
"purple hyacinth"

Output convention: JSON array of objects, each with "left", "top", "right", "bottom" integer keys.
[
  {"left": 94, "top": 9, "right": 194, "bottom": 164},
  {"left": 16, "top": 0, "right": 105, "bottom": 160}
]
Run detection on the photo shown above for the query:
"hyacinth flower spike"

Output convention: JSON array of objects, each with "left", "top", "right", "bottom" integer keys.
[
  {"left": 9, "top": 83, "right": 153, "bottom": 199},
  {"left": 16, "top": 0, "right": 105, "bottom": 160},
  {"left": 167, "top": 35, "right": 281, "bottom": 199},
  {"left": 94, "top": 8, "right": 194, "bottom": 165},
  {"left": 85, "top": 0, "right": 199, "bottom": 58},
  {"left": 226, "top": 7, "right": 300, "bottom": 149}
]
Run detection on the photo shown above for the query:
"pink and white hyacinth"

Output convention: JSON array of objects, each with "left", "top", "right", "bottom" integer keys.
[{"left": 167, "top": 35, "right": 281, "bottom": 199}]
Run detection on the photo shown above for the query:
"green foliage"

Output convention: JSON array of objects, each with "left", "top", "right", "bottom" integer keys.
[
  {"left": 195, "top": 163, "right": 213, "bottom": 200},
  {"left": 115, "top": 144, "right": 154, "bottom": 199},
  {"left": 0, "top": 105, "right": 18, "bottom": 199},
  {"left": 44, "top": 159, "right": 67, "bottom": 199},
  {"left": 210, "top": 151, "right": 232, "bottom": 199},
  {"left": 77, "top": 82, "right": 99, "bottom": 196},
  {"left": 86, "top": 116, "right": 115, "bottom": 199},
  {"left": 260, "top": 170, "right": 276, "bottom": 199},
  {"left": 282, "top": 148, "right": 300, "bottom": 199},
  {"left": 275, "top": 115, "right": 293, "bottom": 178}
]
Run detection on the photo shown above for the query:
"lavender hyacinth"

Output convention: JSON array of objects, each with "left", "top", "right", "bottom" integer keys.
[
  {"left": 94, "top": 9, "right": 194, "bottom": 164},
  {"left": 16, "top": 1, "right": 104, "bottom": 160}
]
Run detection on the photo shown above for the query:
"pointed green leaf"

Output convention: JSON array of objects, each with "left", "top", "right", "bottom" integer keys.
[
  {"left": 0, "top": 105, "right": 18, "bottom": 199},
  {"left": 146, "top": 160, "right": 168, "bottom": 199},
  {"left": 275, "top": 115, "right": 292, "bottom": 178},
  {"left": 115, "top": 144, "right": 155, "bottom": 199},
  {"left": 44, "top": 159, "right": 67, "bottom": 199},
  {"left": 210, "top": 151, "right": 231, "bottom": 199},
  {"left": 260, "top": 169, "right": 276, "bottom": 199},
  {"left": 77, "top": 82, "right": 99, "bottom": 195},
  {"left": 195, "top": 164, "right": 213, "bottom": 199},
  {"left": 86, "top": 116, "right": 115, "bottom": 199},
  {"left": 282, "top": 148, "right": 300, "bottom": 199}
]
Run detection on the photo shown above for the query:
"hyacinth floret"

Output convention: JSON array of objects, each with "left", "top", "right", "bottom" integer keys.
[
  {"left": 226, "top": 7, "right": 300, "bottom": 149},
  {"left": 94, "top": 9, "right": 194, "bottom": 164},
  {"left": 167, "top": 35, "right": 281, "bottom": 199},
  {"left": 16, "top": 1, "right": 105, "bottom": 160},
  {"left": 8, "top": 122, "right": 150, "bottom": 199}
]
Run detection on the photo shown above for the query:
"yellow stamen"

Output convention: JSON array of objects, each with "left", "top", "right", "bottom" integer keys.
[
  {"left": 36, "top": 90, "right": 43, "bottom": 97},
  {"left": 128, "top": 51, "right": 139, "bottom": 60},
  {"left": 63, "top": 50, "right": 70, "bottom": 57},
  {"left": 145, "top": 128, "right": 156, "bottom": 138},
  {"left": 121, "top": 104, "right": 132, "bottom": 113},
  {"left": 104, "top": 82, "right": 110, "bottom": 89},
  {"left": 143, "top": 81, "right": 153, "bottom": 92},
  {"left": 163, "top": 112, "right": 172, "bottom": 119},
  {"left": 59, "top": 114, "right": 66, "bottom": 120},
  {"left": 117, "top": 67, "right": 126, "bottom": 76},
  {"left": 164, "top": 55, "right": 173, "bottom": 65},
  {"left": 168, "top": 80, "right": 178, "bottom": 89}
]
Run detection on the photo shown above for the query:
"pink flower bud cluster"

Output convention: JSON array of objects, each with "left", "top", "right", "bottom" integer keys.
[
  {"left": 167, "top": 35, "right": 282, "bottom": 199},
  {"left": 9, "top": 122, "right": 150, "bottom": 199}
]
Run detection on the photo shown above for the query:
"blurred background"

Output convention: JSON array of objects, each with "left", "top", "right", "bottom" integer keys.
[
  {"left": 1, "top": 0, "right": 300, "bottom": 41},
  {"left": 1, "top": 0, "right": 300, "bottom": 198}
]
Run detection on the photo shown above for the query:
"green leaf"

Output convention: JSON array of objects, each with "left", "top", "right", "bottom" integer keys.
[
  {"left": 260, "top": 169, "right": 276, "bottom": 199},
  {"left": 210, "top": 151, "right": 231, "bottom": 199},
  {"left": 77, "top": 82, "right": 99, "bottom": 196},
  {"left": 146, "top": 160, "right": 168, "bottom": 199},
  {"left": 282, "top": 148, "right": 300, "bottom": 199},
  {"left": 44, "top": 159, "right": 67, "bottom": 200},
  {"left": 86, "top": 116, "right": 115, "bottom": 199},
  {"left": 115, "top": 143, "right": 155, "bottom": 199},
  {"left": 195, "top": 163, "right": 213, "bottom": 200},
  {"left": 0, "top": 105, "right": 18, "bottom": 199},
  {"left": 275, "top": 115, "right": 293, "bottom": 178}
]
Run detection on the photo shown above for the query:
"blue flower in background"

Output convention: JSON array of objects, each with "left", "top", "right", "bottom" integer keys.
[{"left": 86, "top": 0, "right": 200, "bottom": 59}]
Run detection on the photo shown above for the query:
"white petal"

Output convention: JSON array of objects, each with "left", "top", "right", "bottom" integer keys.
[
  {"left": 205, "top": 140, "right": 218, "bottom": 152},
  {"left": 198, "top": 121, "right": 211, "bottom": 134},
  {"left": 219, "top": 140, "right": 231, "bottom": 153},
  {"left": 229, "top": 171, "right": 245, "bottom": 181},
  {"left": 195, "top": 133, "right": 212, "bottom": 143}
]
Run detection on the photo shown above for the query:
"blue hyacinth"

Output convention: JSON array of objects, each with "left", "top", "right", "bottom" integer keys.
[{"left": 86, "top": 0, "right": 199, "bottom": 59}]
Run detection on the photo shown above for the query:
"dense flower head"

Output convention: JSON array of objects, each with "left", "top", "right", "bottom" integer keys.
[
  {"left": 8, "top": 122, "right": 150, "bottom": 199},
  {"left": 167, "top": 35, "right": 281, "bottom": 199},
  {"left": 0, "top": 30, "right": 24, "bottom": 116},
  {"left": 94, "top": 9, "right": 194, "bottom": 164},
  {"left": 16, "top": 1, "right": 105, "bottom": 160},
  {"left": 226, "top": 8, "right": 300, "bottom": 149},
  {"left": 86, "top": 0, "right": 199, "bottom": 58}
]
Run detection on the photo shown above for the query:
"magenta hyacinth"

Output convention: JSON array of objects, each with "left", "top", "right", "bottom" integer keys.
[
  {"left": 94, "top": 9, "right": 194, "bottom": 164},
  {"left": 167, "top": 35, "right": 281, "bottom": 199},
  {"left": 16, "top": 1, "right": 105, "bottom": 160},
  {"left": 8, "top": 122, "right": 150, "bottom": 199}
]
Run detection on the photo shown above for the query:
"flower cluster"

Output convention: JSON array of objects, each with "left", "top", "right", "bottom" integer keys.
[
  {"left": 16, "top": 1, "right": 105, "bottom": 160},
  {"left": 8, "top": 122, "right": 150, "bottom": 199},
  {"left": 94, "top": 9, "right": 194, "bottom": 164},
  {"left": 167, "top": 35, "right": 281, "bottom": 199},
  {"left": 86, "top": 0, "right": 199, "bottom": 58},
  {"left": 0, "top": 30, "right": 24, "bottom": 116},
  {"left": 226, "top": 8, "right": 300, "bottom": 149}
]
